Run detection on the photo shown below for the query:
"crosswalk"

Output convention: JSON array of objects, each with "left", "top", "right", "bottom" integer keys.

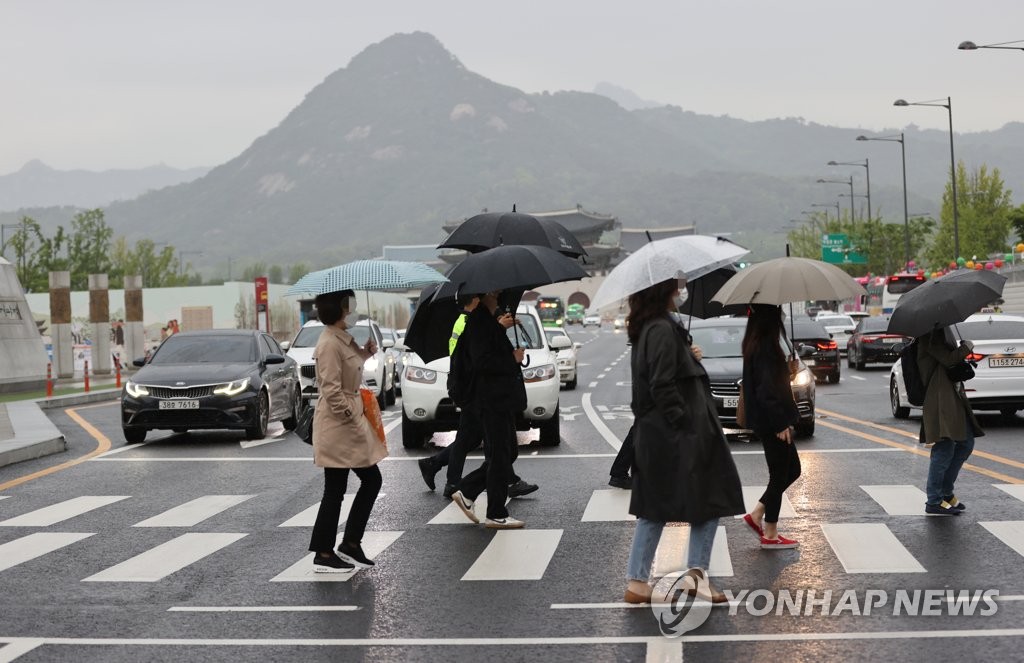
[{"left": 0, "top": 483, "right": 1022, "bottom": 585}]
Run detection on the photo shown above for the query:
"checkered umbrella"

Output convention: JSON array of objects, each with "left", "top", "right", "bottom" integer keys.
[{"left": 285, "top": 260, "right": 447, "bottom": 297}]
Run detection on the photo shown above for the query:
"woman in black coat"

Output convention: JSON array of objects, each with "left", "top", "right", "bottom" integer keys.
[
  {"left": 741, "top": 304, "right": 801, "bottom": 549},
  {"left": 624, "top": 278, "right": 744, "bottom": 604}
]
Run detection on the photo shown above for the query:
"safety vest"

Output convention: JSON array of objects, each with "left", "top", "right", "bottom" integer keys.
[{"left": 449, "top": 312, "right": 468, "bottom": 355}]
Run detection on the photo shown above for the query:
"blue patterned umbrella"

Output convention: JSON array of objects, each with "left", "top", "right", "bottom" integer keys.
[{"left": 285, "top": 260, "right": 446, "bottom": 296}]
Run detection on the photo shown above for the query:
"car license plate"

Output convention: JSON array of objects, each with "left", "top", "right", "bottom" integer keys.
[
  {"left": 989, "top": 357, "right": 1024, "bottom": 368},
  {"left": 158, "top": 400, "right": 200, "bottom": 410},
  {"left": 883, "top": 338, "right": 903, "bottom": 344},
  {"left": 804, "top": 359, "right": 815, "bottom": 366},
  {"left": 723, "top": 397, "right": 739, "bottom": 408}
]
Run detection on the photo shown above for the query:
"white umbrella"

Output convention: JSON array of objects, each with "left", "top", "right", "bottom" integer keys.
[
  {"left": 711, "top": 256, "right": 865, "bottom": 305},
  {"left": 590, "top": 235, "right": 749, "bottom": 309}
]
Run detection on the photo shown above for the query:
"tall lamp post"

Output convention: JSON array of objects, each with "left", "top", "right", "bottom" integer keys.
[
  {"left": 857, "top": 133, "right": 909, "bottom": 269},
  {"left": 894, "top": 97, "right": 959, "bottom": 260},
  {"left": 827, "top": 159, "right": 871, "bottom": 221},
  {"left": 958, "top": 39, "right": 1024, "bottom": 52},
  {"left": 811, "top": 202, "right": 842, "bottom": 220},
  {"left": 817, "top": 177, "right": 856, "bottom": 219}
]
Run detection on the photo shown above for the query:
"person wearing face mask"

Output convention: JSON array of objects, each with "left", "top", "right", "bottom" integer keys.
[{"left": 308, "top": 289, "right": 387, "bottom": 572}]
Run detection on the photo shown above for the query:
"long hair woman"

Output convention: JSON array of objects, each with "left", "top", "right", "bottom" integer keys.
[
  {"left": 308, "top": 289, "right": 387, "bottom": 572},
  {"left": 624, "top": 278, "right": 744, "bottom": 604},
  {"left": 740, "top": 304, "right": 801, "bottom": 549}
]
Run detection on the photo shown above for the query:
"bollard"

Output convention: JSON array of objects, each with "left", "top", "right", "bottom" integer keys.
[
  {"left": 115, "top": 359, "right": 122, "bottom": 389},
  {"left": 84, "top": 360, "right": 90, "bottom": 393},
  {"left": 46, "top": 362, "right": 53, "bottom": 398}
]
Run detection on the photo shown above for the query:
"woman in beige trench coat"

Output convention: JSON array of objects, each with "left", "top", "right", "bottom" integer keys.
[{"left": 308, "top": 289, "right": 388, "bottom": 572}]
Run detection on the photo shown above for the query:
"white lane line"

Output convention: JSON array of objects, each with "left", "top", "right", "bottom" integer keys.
[
  {"left": 83, "top": 533, "right": 247, "bottom": 582},
  {"left": 429, "top": 495, "right": 510, "bottom": 525},
  {"left": 821, "top": 523, "right": 925, "bottom": 573},
  {"left": 461, "top": 529, "right": 563, "bottom": 581},
  {"left": 168, "top": 606, "right": 359, "bottom": 613},
  {"left": 94, "top": 439, "right": 160, "bottom": 458},
  {"left": 994, "top": 484, "right": 1024, "bottom": 503},
  {"left": 588, "top": 382, "right": 598, "bottom": 388},
  {"left": 849, "top": 375, "right": 867, "bottom": 381},
  {"left": 0, "top": 496, "right": 8, "bottom": 501},
  {"left": 0, "top": 639, "right": 45, "bottom": 663},
  {"left": 979, "top": 521, "right": 1024, "bottom": 557},
  {"left": 240, "top": 435, "right": 287, "bottom": 449},
  {"left": 737, "top": 487, "right": 797, "bottom": 518},
  {"left": 597, "top": 374, "right": 607, "bottom": 379},
  {"left": 134, "top": 495, "right": 256, "bottom": 527},
  {"left": 581, "top": 489, "right": 634, "bottom": 522},
  {"left": 0, "top": 496, "right": 130, "bottom": 527},
  {"left": 582, "top": 392, "right": 623, "bottom": 451},
  {"left": 646, "top": 639, "right": 682, "bottom": 663},
  {"left": 383, "top": 417, "right": 402, "bottom": 435},
  {"left": 279, "top": 493, "right": 385, "bottom": 528},
  {"left": 653, "top": 525, "right": 733, "bottom": 577},
  {"left": 271, "top": 531, "right": 403, "bottom": 582},
  {"left": 0, "top": 533, "right": 94, "bottom": 573},
  {"left": 861, "top": 485, "right": 929, "bottom": 516}
]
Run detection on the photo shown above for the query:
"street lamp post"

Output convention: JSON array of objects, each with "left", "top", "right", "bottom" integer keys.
[
  {"left": 828, "top": 159, "right": 871, "bottom": 221},
  {"left": 817, "top": 177, "right": 856, "bottom": 219},
  {"left": 894, "top": 97, "right": 959, "bottom": 260},
  {"left": 858, "top": 133, "right": 910, "bottom": 269},
  {"left": 958, "top": 39, "right": 1024, "bottom": 52},
  {"left": 811, "top": 202, "right": 842, "bottom": 220}
]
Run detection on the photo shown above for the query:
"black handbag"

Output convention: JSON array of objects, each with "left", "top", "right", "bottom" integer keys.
[
  {"left": 295, "top": 401, "right": 314, "bottom": 445},
  {"left": 945, "top": 361, "right": 976, "bottom": 383}
]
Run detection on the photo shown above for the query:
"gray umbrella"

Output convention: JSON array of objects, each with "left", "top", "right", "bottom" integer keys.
[
  {"left": 711, "top": 256, "right": 866, "bottom": 306},
  {"left": 887, "top": 269, "right": 1006, "bottom": 338}
]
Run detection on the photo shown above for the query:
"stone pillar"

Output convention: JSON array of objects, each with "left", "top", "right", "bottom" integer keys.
[
  {"left": 49, "top": 271, "right": 73, "bottom": 378},
  {"left": 124, "top": 275, "right": 145, "bottom": 367},
  {"left": 89, "top": 274, "right": 111, "bottom": 375}
]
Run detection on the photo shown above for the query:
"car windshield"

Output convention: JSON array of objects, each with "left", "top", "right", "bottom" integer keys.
[
  {"left": 858, "top": 318, "right": 892, "bottom": 333},
  {"left": 956, "top": 320, "right": 1024, "bottom": 341},
  {"left": 690, "top": 325, "right": 745, "bottom": 358},
  {"left": 508, "top": 315, "right": 544, "bottom": 349},
  {"left": 789, "top": 322, "right": 829, "bottom": 339},
  {"left": 292, "top": 324, "right": 371, "bottom": 348},
  {"left": 151, "top": 335, "right": 255, "bottom": 364},
  {"left": 818, "top": 316, "right": 854, "bottom": 326}
]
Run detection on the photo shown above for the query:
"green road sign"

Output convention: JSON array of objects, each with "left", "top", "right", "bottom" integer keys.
[{"left": 820, "top": 233, "right": 866, "bottom": 264}]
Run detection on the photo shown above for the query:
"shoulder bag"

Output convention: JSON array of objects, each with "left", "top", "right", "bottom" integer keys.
[{"left": 295, "top": 400, "right": 314, "bottom": 445}]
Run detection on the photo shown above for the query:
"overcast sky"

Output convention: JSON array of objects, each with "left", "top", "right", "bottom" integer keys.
[{"left": 2, "top": 0, "right": 1022, "bottom": 174}]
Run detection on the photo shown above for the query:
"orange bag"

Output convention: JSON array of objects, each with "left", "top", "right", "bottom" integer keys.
[{"left": 360, "top": 388, "right": 386, "bottom": 445}]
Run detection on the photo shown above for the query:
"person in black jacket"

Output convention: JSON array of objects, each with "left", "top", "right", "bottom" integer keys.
[
  {"left": 450, "top": 290, "right": 528, "bottom": 529},
  {"left": 740, "top": 304, "right": 801, "bottom": 550}
]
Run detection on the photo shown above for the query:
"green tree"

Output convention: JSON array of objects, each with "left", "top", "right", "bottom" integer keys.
[
  {"left": 288, "top": 262, "right": 310, "bottom": 284},
  {"left": 241, "top": 262, "right": 268, "bottom": 282},
  {"left": 110, "top": 238, "right": 188, "bottom": 288},
  {"left": 0, "top": 216, "right": 69, "bottom": 292},
  {"left": 927, "top": 163, "right": 1013, "bottom": 265},
  {"left": 1008, "top": 204, "right": 1024, "bottom": 245},
  {"left": 66, "top": 209, "right": 114, "bottom": 290},
  {"left": 268, "top": 264, "right": 284, "bottom": 284}
]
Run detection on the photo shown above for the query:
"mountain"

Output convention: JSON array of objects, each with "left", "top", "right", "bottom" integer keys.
[
  {"left": 592, "top": 82, "right": 664, "bottom": 110},
  {"left": 0, "top": 161, "right": 208, "bottom": 210},
  {"left": 101, "top": 32, "right": 1024, "bottom": 272}
]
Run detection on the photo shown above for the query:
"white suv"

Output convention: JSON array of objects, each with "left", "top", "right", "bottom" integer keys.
[
  {"left": 400, "top": 304, "right": 562, "bottom": 448},
  {"left": 285, "top": 319, "right": 395, "bottom": 409}
]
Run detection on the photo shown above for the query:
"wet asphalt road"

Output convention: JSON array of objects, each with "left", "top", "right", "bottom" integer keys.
[{"left": 1, "top": 325, "right": 1023, "bottom": 662}]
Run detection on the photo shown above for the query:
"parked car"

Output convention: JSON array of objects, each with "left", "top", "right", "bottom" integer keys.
[
  {"left": 400, "top": 304, "right": 562, "bottom": 448},
  {"left": 890, "top": 313, "right": 1024, "bottom": 419},
  {"left": 285, "top": 319, "right": 394, "bottom": 409},
  {"left": 544, "top": 326, "right": 581, "bottom": 390},
  {"left": 688, "top": 317, "right": 817, "bottom": 437},
  {"left": 846, "top": 316, "right": 909, "bottom": 370},
  {"left": 815, "top": 314, "right": 857, "bottom": 356},
  {"left": 121, "top": 329, "right": 301, "bottom": 443},
  {"left": 583, "top": 311, "right": 602, "bottom": 328},
  {"left": 788, "top": 319, "right": 840, "bottom": 383},
  {"left": 379, "top": 326, "right": 404, "bottom": 396}
]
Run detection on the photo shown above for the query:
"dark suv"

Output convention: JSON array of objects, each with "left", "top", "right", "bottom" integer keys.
[
  {"left": 788, "top": 320, "right": 840, "bottom": 383},
  {"left": 847, "top": 316, "right": 910, "bottom": 369}
]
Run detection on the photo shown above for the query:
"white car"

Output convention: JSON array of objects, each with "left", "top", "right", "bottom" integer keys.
[
  {"left": 889, "top": 313, "right": 1024, "bottom": 419},
  {"left": 545, "top": 327, "right": 581, "bottom": 390},
  {"left": 613, "top": 314, "right": 627, "bottom": 330},
  {"left": 583, "top": 312, "right": 601, "bottom": 328},
  {"left": 285, "top": 319, "right": 395, "bottom": 409},
  {"left": 400, "top": 304, "right": 562, "bottom": 448},
  {"left": 816, "top": 314, "right": 857, "bottom": 356}
]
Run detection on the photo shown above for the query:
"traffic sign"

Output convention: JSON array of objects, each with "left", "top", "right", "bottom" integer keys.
[{"left": 820, "top": 234, "right": 866, "bottom": 264}]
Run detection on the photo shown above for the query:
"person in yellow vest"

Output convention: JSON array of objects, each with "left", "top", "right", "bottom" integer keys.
[{"left": 419, "top": 293, "right": 538, "bottom": 499}]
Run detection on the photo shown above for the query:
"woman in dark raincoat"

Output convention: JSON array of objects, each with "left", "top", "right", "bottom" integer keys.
[{"left": 624, "top": 278, "right": 744, "bottom": 604}]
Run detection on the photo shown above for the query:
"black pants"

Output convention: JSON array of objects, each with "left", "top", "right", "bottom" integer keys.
[
  {"left": 308, "top": 465, "right": 382, "bottom": 552},
  {"left": 756, "top": 430, "right": 801, "bottom": 523},
  {"left": 431, "top": 409, "right": 520, "bottom": 485},
  {"left": 610, "top": 424, "right": 635, "bottom": 478},
  {"left": 458, "top": 407, "right": 517, "bottom": 519}
]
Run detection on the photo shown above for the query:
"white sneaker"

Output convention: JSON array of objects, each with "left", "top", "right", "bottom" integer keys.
[
  {"left": 484, "top": 516, "right": 525, "bottom": 529},
  {"left": 451, "top": 491, "right": 479, "bottom": 523}
]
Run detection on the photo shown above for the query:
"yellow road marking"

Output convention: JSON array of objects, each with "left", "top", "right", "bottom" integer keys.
[
  {"left": 816, "top": 418, "right": 1023, "bottom": 484},
  {"left": 819, "top": 407, "right": 1024, "bottom": 471},
  {"left": 0, "top": 407, "right": 112, "bottom": 493}
]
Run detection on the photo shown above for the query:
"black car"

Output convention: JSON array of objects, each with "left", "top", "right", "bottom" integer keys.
[
  {"left": 846, "top": 316, "right": 910, "bottom": 370},
  {"left": 121, "top": 329, "right": 301, "bottom": 443},
  {"left": 689, "top": 318, "right": 817, "bottom": 437},
  {"left": 788, "top": 320, "right": 840, "bottom": 383}
]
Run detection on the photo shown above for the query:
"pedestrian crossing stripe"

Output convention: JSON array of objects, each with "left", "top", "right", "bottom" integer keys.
[
  {"left": 653, "top": 525, "right": 733, "bottom": 577},
  {"left": 278, "top": 493, "right": 386, "bottom": 528},
  {"left": 271, "top": 531, "right": 404, "bottom": 582},
  {"left": 0, "top": 496, "right": 130, "bottom": 527},
  {"left": 994, "top": 484, "right": 1024, "bottom": 504},
  {"left": 0, "top": 533, "right": 94, "bottom": 573},
  {"left": 979, "top": 521, "right": 1024, "bottom": 557},
  {"left": 83, "top": 533, "right": 247, "bottom": 582},
  {"left": 134, "top": 495, "right": 255, "bottom": 527},
  {"left": 861, "top": 485, "right": 929, "bottom": 516},
  {"left": 581, "top": 489, "right": 633, "bottom": 521},
  {"left": 462, "top": 530, "right": 563, "bottom": 581},
  {"left": 820, "top": 523, "right": 926, "bottom": 573}
]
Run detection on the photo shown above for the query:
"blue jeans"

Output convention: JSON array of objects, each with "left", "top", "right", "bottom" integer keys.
[
  {"left": 925, "top": 415, "right": 975, "bottom": 506},
  {"left": 625, "top": 517, "right": 720, "bottom": 581}
]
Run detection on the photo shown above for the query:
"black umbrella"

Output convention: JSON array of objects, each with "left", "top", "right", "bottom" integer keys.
[
  {"left": 438, "top": 208, "right": 587, "bottom": 258},
  {"left": 403, "top": 283, "right": 460, "bottom": 364},
  {"left": 680, "top": 266, "right": 749, "bottom": 319},
  {"left": 434, "top": 245, "right": 588, "bottom": 302},
  {"left": 887, "top": 269, "right": 1006, "bottom": 338}
]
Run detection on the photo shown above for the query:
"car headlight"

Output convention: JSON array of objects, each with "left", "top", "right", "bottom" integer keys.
[
  {"left": 125, "top": 381, "right": 149, "bottom": 398},
  {"left": 523, "top": 364, "right": 557, "bottom": 382},
  {"left": 406, "top": 367, "right": 438, "bottom": 384},
  {"left": 214, "top": 377, "right": 250, "bottom": 396},
  {"left": 364, "top": 357, "right": 379, "bottom": 372},
  {"left": 791, "top": 368, "right": 813, "bottom": 387}
]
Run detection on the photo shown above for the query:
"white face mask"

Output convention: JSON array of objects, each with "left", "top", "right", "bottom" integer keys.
[
  {"left": 344, "top": 296, "right": 359, "bottom": 326},
  {"left": 672, "top": 290, "right": 688, "bottom": 310}
]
